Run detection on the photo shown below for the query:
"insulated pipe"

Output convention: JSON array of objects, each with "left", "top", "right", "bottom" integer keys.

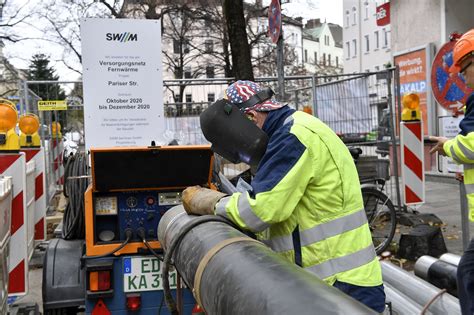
[
  {"left": 384, "top": 283, "right": 427, "bottom": 315},
  {"left": 439, "top": 253, "right": 461, "bottom": 267},
  {"left": 158, "top": 206, "right": 376, "bottom": 315},
  {"left": 381, "top": 261, "right": 461, "bottom": 314},
  {"left": 414, "top": 256, "right": 458, "bottom": 297}
]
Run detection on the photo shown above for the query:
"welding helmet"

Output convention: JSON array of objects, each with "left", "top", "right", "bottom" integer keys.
[
  {"left": 200, "top": 80, "right": 284, "bottom": 167},
  {"left": 200, "top": 98, "right": 269, "bottom": 168}
]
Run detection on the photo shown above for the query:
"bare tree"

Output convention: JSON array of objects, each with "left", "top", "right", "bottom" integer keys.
[{"left": 223, "top": 0, "right": 253, "bottom": 80}]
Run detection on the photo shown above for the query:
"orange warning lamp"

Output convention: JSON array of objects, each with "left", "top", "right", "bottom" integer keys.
[
  {"left": 402, "top": 92, "right": 421, "bottom": 121},
  {"left": 19, "top": 114, "right": 41, "bottom": 147},
  {"left": 0, "top": 99, "right": 19, "bottom": 151},
  {"left": 51, "top": 121, "right": 62, "bottom": 139}
]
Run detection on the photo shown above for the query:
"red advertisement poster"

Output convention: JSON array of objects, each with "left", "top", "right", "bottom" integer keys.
[{"left": 394, "top": 48, "right": 428, "bottom": 135}]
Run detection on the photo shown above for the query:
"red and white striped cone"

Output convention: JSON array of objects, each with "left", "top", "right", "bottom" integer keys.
[
  {"left": 21, "top": 149, "right": 46, "bottom": 242},
  {"left": 0, "top": 153, "right": 28, "bottom": 296},
  {"left": 400, "top": 121, "right": 425, "bottom": 205}
]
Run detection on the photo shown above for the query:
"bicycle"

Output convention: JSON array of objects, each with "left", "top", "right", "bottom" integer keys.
[{"left": 349, "top": 147, "right": 397, "bottom": 255}]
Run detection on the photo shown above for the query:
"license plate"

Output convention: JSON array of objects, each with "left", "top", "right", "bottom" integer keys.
[{"left": 123, "top": 256, "right": 178, "bottom": 293}]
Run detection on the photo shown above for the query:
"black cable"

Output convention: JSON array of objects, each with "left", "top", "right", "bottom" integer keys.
[
  {"left": 137, "top": 228, "right": 164, "bottom": 261},
  {"left": 161, "top": 215, "right": 235, "bottom": 315},
  {"left": 62, "top": 152, "right": 89, "bottom": 240}
]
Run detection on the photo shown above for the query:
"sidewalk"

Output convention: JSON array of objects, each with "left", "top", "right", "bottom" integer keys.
[{"left": 418, "top": 179, "right": 473, "bottom": 255}]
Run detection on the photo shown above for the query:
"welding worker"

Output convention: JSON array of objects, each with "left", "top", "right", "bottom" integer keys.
[
  {"left": 429, "top": 29, "right": 474, "bottom": 315},
  {"left": 182, "top": 80, "right": 385, "bottom": 313}
]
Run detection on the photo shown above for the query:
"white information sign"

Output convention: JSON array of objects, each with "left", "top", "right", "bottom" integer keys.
[
  {"left": 81, "top": 18, "right": 164, "bottom": 151},
  {"left": 439, "top": 116, "right": 463, "bottom": 173}
]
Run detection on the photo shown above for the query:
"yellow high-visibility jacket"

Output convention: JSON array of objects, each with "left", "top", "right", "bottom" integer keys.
[
  {"left": 215, "top": 106, "right": 382, "bottom": 287},
  {"left": 443, "top": 93, "right": 474, "bottom": 222}
]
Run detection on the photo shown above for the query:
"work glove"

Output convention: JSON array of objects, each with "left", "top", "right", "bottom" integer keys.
[{"left": 182, "top": 186, "right": 227, "bottom": 216}]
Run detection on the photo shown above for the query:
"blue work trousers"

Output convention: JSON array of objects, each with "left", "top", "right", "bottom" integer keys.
[
  {"left": 458, "top": 238, "right": 474, "bottom": 315},
  {"left": 333, "top": 280, "right": 386, "bottom": 313}
]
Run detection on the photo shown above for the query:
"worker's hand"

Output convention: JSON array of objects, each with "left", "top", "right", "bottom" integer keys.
[
  {"left": 182, "top": 186, "right": 227, "bottom": 216},
  {"left": 429, "top": 136, "right": 448, "bottom": 156}
]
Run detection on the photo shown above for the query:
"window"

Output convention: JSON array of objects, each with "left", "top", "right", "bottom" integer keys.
[
  {"left": 346, "top": 41, "right": 350, "bottom": 59},
  {"left": 314, "top": 52, "right": 318, "bottom": 64},
  {"left": 185, "top": 94, "right": 192, "bottom": 103},
  {"left": 374, "top": 31, "right": 379, "bottom": 49},
  {"left": 175, "top": 94, "right": 181, "bottom": 102},
  {"left": 173, "top": 39, "right": 180, "bottom": 54},
  {"left": 352, "top": 6, "right": 357, "bottom": 25},
  {"left": 324, "top": 35, "right": 330, "bottom": 45},
  {"left": 365, "top": 35, "right": 370, "bottom": 52},
  {"left": 184, "top": 66, "right": 192, "bottom": 78},
  {"left": 336, "top": 56, "right": 339, "bottom": 67},
  {"left": 184, "top": 40, "right": 190, "bottom": 54},
  {"left": 364, "top": 1, "right": 369, "bottom": 20},
  {"left": 384, "top": 29, "right": 390, "bottom": 47},
  {"left": 206, "top": 66, "right": 215, "bottom": 78},
  {"left": 174, "top": 66, "right": 181, "bottom": 79},
  {"left": 323, "top": 53, "right": 326, "bottom": 66},
  {"left": 304, "top": 49, "right": 308, "bottom": 62},
  {"left": 345, "top": 10, "right": 350, "bottom": 27},
  {"left": 208, "top": 93, "right": 215, "bottom": 103},
  {"left": 375, "top": 65, "right": 380, "bottom": 71},
  {"left": 328, "top": 54, "right": 331, "bottom": 66},
  {"left": 352, "top": 39, "right": 357, "bottom": 57},
  {"left": 205, "top": 40, "right": 213, "bottom": 53}
]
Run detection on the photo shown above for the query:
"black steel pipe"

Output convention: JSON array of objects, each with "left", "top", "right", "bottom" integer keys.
[
  {"left": 158, "top": 206, "right": 376, "bottom": 315},
  {"left": 415, "top": 255, "right": 458, "bottom": 297}
]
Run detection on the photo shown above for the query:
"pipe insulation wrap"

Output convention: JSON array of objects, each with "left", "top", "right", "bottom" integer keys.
[
  {"left": 415, "top": 256, "right": 458, "bottom": 297},
  {"left": 439, "top": 253, "right": 461, "bottom": 266},
  {"left": 381, "top": 261, "right": 460, "bottom": 314},
  {"left": 158, "top": 206, "right": 376, "bottom": 315}
]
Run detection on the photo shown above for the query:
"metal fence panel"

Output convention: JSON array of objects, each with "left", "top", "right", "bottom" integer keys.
[{"left": 21, "top": 70, "right": 402, "bottom": 210}]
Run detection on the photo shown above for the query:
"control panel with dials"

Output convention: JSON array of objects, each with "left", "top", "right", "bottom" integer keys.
[{"left": 93, "top": 190, "right": 182, "bottom": 243}]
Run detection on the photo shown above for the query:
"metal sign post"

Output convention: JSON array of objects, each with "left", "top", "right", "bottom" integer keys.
[{"left": 268, "top": 0, "right": 284, "bottom": 100}]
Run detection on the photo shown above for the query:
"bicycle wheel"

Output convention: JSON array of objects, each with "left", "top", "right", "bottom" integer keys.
[{"left": 361, "top": 187, "right": 397, "bottom": 255}]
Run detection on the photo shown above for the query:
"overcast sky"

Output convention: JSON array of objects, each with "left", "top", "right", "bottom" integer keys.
[{"left": 4, "top": 0, "right": 343, "bottom": 81}]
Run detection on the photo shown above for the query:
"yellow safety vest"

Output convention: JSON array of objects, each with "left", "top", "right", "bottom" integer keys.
[{"left": 216, "top": 111, "right": 382, "bottom": 287}]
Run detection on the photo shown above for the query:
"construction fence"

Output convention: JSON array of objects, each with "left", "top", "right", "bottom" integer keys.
[{"left": 19, "top": 68, "right": 404, "bottom": 210}]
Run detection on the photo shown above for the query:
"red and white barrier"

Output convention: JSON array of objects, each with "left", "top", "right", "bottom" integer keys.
[
  {"left": 21, "top": 149, "right": 46, "bottom": 242},
  {"left": 400, "top": 121, "right": 425, "bottom": 205},
  {"left": 0, "top": 153, "right": 28, "bottom": 296},
  {"left": 0, "top": 176, "right": 12, "bottom": 311},
  {"left": 52, "top": 139, "right": 64, "bottom": 186}
]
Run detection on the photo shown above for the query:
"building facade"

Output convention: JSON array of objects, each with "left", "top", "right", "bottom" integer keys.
[
  {"left": 303, "top": 19, "right": 343, "bottom": 75},
  {"left": 343, "top": 0, "right": 391, "bottom": 73}
]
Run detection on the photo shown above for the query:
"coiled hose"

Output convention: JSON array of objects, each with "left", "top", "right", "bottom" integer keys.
[{"left": 62, "top": 152, "right": 89, "bottom": 240}]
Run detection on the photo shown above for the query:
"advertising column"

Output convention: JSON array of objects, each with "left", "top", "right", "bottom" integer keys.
[{"left": 81, "top": 18, "right": 164, "bottom": 151}]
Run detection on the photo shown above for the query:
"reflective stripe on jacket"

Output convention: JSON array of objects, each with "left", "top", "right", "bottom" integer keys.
[
  {"left": 444, "top": 133, "right": 474, "bottom": 222},
  {"left": 215, "top": 106, "right": 382, "bottom": 287}
]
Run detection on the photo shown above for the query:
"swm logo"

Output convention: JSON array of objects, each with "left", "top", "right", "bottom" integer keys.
[{"left": 106, "top": 32, "right": 138, "bottom": 42}]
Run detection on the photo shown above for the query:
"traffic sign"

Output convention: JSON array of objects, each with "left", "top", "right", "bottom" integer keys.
[
  {"left": 431, "top": 40, "right": 473, "bottom": 115},
  {"left": 268, "top": 0, "right": 281, "bottom": 44}
]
